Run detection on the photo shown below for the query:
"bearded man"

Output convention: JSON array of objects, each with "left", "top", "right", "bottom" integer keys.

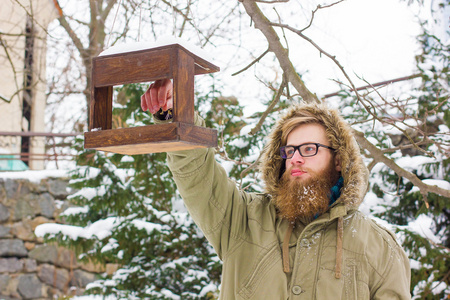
[{"left": 142, "top": 79, "right": 411, "bottom": 299}]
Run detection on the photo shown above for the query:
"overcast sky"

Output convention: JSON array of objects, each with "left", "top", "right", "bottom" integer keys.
[{"left": 219, "top": 0, "right": 433, "bottom": 115}]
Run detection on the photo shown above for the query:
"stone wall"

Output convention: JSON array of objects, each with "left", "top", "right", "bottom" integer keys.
[{"left": 0, "top": 177, "right": 102, "bottom": 299}]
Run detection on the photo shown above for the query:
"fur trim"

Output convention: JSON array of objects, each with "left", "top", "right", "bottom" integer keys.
[{"left": 259, "top": 102, "right": 369, "bottom": 210}]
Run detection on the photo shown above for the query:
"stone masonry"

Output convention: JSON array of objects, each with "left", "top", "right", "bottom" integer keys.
[{"left": 0, "top": 177, "right": 107, "bottom": 299}]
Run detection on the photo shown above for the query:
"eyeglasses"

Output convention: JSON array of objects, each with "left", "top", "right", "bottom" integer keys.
[{"left": 280, "top": 143, "right": 335, "bottom": 159}]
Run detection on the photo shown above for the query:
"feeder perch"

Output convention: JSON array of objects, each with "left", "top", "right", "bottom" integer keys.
[{"left": 84, "top": 41, "right": 219, "bottom": 155}]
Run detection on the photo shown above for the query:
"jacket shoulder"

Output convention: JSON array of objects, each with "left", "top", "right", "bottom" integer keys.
[
  {"left": 244, "top": 192, "right": 271, "bottom": 204},
  {"left": 346, "top": 212, "right": 409, "bottom": 277},
  {"left": 365, "top": 214, "right": 404, "bottom": 251},
  {"left": 346, "top": 211, "right": 404, "bottom": 251},
  {"left": 244, "top": 192, "right": 275, "bottom": 214},
  {"left": 241, "top": 192, "right": 278, "bottom": 231}
]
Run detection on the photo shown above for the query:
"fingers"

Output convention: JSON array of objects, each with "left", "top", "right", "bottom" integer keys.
[
  {"left": 140, "top": 82, "right": 153, "bottom": 112},
  {"left": 161, "top": 79, "right": 173, "bottom": 111},
  {"left": 158, "top": 82, "right": 168, "bottom": 107},
  {"left": 162, "top": 96, "right": 173, "bottom": 111},
  {"left": 158, "top": 79, "right": 173, "bottom": 110},
  {"left": 140, "top": 94, "right": 147, "bottom": 112},
  {"left": 149, "top": 82, "right": 159, "bottom": 113},
  {"left": 141, "top": 79, "right": 173, "bottom": 114}
]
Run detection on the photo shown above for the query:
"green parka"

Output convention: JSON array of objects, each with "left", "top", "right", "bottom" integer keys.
[{"left": 162, "top": 103, "right": 411, "bottom": 299}]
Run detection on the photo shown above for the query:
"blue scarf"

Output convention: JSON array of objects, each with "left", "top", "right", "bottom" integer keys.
[
  {"left": 314, "top": 176, "right": 344, "bottom": 220},
  {"left": 329, "top": 176, "right": 344, "bottom": 206}
]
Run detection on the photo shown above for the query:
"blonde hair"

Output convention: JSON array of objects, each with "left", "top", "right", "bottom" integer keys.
[{"left": 281, "top": 116, "right": 323, "bottom": 145}]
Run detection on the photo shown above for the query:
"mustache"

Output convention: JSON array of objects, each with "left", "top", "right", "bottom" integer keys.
[{"left": 286, "top": 166, "right": 314, "bottom": 176}]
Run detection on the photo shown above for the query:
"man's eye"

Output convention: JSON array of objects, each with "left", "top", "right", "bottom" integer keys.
[
  {"left": 304, "top": 146, "right": 316, "bottom": 153},
  {"left": 286, "top": 149, "right": 295, "bottom": 155}
]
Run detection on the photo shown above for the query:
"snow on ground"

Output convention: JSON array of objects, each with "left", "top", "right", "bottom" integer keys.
[
  {"left": 73, "top": 296, "right": 116, "bottom": 300},
  {"left": 0, "top": 169, "right": 68, "bottom": 182},
  {"left": 35, "top": 217, "right": 119, "bottom": 240},
  {"left": 35, "top": 216, "right": 166, "bottom": 241}
]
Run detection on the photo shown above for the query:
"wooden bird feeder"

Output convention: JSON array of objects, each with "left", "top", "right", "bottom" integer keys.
[{"left": 84, "top": 42, "right": 219, "bottom": 155}]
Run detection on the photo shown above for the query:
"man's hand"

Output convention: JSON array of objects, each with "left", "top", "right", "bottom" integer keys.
[{"left": 141, "top": 79, "right": 173, "bottom": 114}]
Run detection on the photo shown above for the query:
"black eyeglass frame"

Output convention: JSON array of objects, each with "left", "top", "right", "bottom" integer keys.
[{"left": 280, "top": 143, "right": 335, "bottom": 159}]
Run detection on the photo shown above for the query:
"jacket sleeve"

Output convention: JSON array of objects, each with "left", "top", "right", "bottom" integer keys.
[{"left": 159, "top": 113, "right": 250, "bottom": 259}]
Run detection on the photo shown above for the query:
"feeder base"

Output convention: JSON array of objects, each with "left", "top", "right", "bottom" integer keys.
[{"left": 84, "top": 122, "right": 217, "bottom": 155}]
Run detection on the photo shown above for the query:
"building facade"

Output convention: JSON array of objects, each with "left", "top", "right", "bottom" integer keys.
[{"left": 0, "top": 0, "right": 58, "bottom": 170}]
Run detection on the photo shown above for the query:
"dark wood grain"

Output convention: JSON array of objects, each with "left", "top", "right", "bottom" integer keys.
[
  {"left": 172, "top": 48, "right": 194, "bottom": 124},
  {"left": 92, "top": 44, "right": 220, "bottom": 88},
  {"left": 90, "top": 86, "right": 112, "bottom": 130},
  {"left": 93, "top": 49, "right": 171, "bottom": 87}
]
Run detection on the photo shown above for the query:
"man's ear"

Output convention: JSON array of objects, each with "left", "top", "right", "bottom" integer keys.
[{"left": 334, "top": 154, "right": 342, "bottom": 172}]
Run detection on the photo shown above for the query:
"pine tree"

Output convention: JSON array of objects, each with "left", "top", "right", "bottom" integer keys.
[
  {"left": 330, "top": 10, "right": 449, "bottom": 297},
  {"left": 380, "top": 27, "right": 449, "bottom": 299},
  {"left": 42, "top": 83, "right": 230, "bottom": 299}
]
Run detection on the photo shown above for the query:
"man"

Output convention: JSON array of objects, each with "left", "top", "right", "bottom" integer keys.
[{"left": 141, "top": 80, "right": 411, "bottom": 299}]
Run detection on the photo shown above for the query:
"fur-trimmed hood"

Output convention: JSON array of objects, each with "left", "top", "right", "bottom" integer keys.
[{"left": 260, "top": 102, "right": 369, "bottom": 211}]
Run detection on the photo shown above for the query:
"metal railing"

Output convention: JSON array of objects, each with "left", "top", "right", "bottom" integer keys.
[{"left": 0, "top": 131, "right": 83, "bottom": 166}]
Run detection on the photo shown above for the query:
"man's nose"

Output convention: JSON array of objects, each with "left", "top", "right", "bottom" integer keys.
[{"left": 290, "top": 149, "right": 305, "bottom": 164}]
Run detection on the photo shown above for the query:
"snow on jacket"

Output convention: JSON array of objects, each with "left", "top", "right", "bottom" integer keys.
[{"left": 161, "top": 103, "right": 411, "bottom": 299}]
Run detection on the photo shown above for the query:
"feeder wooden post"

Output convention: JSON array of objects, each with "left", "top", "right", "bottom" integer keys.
[
  {"left": 172, "top": 48, "right": 194, "bottom": 124},
  {"left": 84, "top": 43, "right": 219, "bottom": 155},
  {"left": 90, "top": 86, "right": 113, "bottom": 131}
]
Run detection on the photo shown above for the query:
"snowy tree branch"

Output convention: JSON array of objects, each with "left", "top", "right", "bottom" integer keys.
[{"left": 354, "top": 130, "right": 450, "bottom": 199}]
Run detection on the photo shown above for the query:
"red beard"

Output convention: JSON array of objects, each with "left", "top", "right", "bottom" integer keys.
[{"left": 274, "top": 162, "right": 339, "bottom": 224}]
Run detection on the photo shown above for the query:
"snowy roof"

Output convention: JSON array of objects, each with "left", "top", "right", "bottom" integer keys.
[{"left": 99, "top": 37, "right": 214, "bottom": 64}]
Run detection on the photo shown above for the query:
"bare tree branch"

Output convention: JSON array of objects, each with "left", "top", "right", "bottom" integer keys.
[
  {"left": 249, "top": 74, "right": 287, "bottom": 135},
  {"left": 201, "top": 3, "right": 241, "bottom": 47},
  {"left": 323, "top": 74, "right": 422, "bottom": 99},
  {"left": 54, "top": 0, "right": 89, "bottom": 60},
  {"left": 232, "top": 48, "right": 269, "bottom": 76},
  {"left": 160, "top": 0, "right": 190, "bottom": 20},
  {"left": 240, "top": 156, "right": 261, "bottom": 189},
  {"left": 239, "top": 0, "right": 318, "bottom": 103},
  {"left": 300, "top": 1, "right": 344, "bottom": 33},
  {"left": 270, "top": 20, "right": 364, "bottom": 99},
  {"left": 0, "top": 35, "right": 24, "bottom": 103},
  {"left": 254, "top": 0, "right": 290, "bottom": 3},
  {"left": 101, "top": 0, "right": 119, "bottom": 21},
  {"left": 12, "top": 0, "right": 52, "bottom": 36},
  {"left": 179, "top": 0, "right": 192, "bottom": 37},
  {"left": 0, "top": 31, "right": 29, "bottom": 37}
]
